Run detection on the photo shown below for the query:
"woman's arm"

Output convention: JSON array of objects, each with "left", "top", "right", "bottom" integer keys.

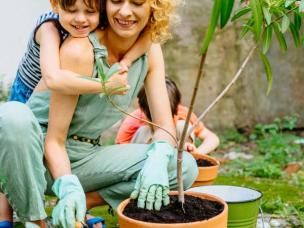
[
  {"left": 44, "top": 37, "right": 94, "bottom": 178},
  {"left": 37, "top": 22, "right": 128, "bottom": 94},
  {"left": 144, "top": 44, "right": 176, "bottom": 146}
]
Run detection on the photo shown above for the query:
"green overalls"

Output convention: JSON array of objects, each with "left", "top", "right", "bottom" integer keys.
[{"left": 0, "top": 32, "right": 198, "bottom": 222}]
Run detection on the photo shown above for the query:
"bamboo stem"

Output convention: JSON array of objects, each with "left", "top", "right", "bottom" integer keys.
[
  {"left": 187, "top": 45, "right": 257, "bottom": 138},
  {"left": 177, "top": 52, "right": 207, "bottom": 204}
]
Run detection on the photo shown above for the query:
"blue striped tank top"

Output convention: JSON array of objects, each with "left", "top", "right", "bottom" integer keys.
[{"left": 17, "top": 11, "right": 68, "bottom": 90}]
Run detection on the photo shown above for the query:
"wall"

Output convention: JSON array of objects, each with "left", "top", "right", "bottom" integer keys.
[{"left": 163, "top": 1, "right": 304, "bottom": 130}]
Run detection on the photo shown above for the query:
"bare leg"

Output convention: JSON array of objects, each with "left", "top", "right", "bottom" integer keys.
[
  {"left": 85, "top": 192, "right": 106, "bottom": 228},
  {"left": 86, "top": 192, "right": 106, "bottom": 209},
  {"left": 0, "top": 194, "right": 13, "bottom": 222}
]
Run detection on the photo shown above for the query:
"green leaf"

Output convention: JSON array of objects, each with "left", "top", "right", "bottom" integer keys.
[
  {"left": 240, "top": 18, "right": 255, "bottom": 38},
  {"left": 281, "top": 14, "right": 290, "bottom": 33},
  {"left": 289, "top": 23, "right": 301, "bottom": 47},
  {"left": 96, "top": 58, "right": 106, "bottom": 82},
  {"left": 231, "top": 7, "right": 251, "bottom": 21},
  {"left": 220, "top": 0, "right": 235, "bottom": 28},
  {"left": 285, "top": 0, "right": 295, "bottom": 7},
  {"left": 262, "top": 25, "right": 273, "bottom": 53},
  {"left": 273, "top": 23, "right": 287, "bottom": 52},
  {"left": 262, "top": 7, "right": 272, "bottom": 25},
  {"left": 294, "top": 13, "right": 302, "bottom": 30},
  {"left": 200, "top": 0, "right": 221, "bottom": 54},
  {"left": 259, "top": 51, "right": 273, "bottom": 95},
  {"left": 250, "top": 0, "right": 263, "bottom": 41}
]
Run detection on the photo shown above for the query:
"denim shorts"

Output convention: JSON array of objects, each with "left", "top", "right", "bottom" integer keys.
[{"left": 8, "top": 73, "right": 33, "bottom": 103}]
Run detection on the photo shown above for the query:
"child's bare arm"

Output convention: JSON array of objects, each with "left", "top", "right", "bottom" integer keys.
[
  {"left": 37, "top": 22, "right": 127, "bottom": 95},
  {"left": 120, "top": 29, "right": 152, "bottom": 68}
]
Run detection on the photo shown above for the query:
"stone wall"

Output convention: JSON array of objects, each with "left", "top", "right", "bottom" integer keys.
[{"left": 163, "top": 1, "right": 304, "bottom": 130}]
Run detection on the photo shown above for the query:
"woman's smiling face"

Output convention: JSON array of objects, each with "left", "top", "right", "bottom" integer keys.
[{"left": 106, "top": 0, "right": 151, "bottom": 39}]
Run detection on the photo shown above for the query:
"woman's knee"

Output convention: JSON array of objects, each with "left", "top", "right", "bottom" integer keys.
[
  {"left": 0, "top": 102, "right": 38, "bottom": 142},
  {"left": 182, "top": 152, "right": 198, "bottom": 189}
]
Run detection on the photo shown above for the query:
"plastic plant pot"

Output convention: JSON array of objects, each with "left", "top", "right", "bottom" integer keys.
[{"left": 188, "top": 185, "right": 263, "bottom": 228}]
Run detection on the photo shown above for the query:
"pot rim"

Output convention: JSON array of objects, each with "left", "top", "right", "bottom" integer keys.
[
  {"left": 188, "top": 185, "right": 263, "bottom": 203},
  {"left": 117, "top": 191, "right": 228, "bottom": 226},
  {"left": 193, "top": 153, "right": 220, "bottom": 166}
]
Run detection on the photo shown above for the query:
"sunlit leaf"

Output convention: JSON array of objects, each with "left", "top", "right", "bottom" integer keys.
[
  {"left": 285, "top": 0, "right": 295, "bottom": 7},
  {"left": 200, "top": 0, "right": 221, "bottom": 54},
  {"left": 250, "top": 0, "right": 263, "bottom": 40},
  {"left": 281, "top": 14, "right": 290, "bottom": 33},
  {"left": 262, "top": 25, "right": 273, "bottom": 53},
  {"left": 273, "top": 23, "right": 287, "bottom": 52},
  {"left": 259, "top": 51, "right": 273, "bottom": 95},
  {"left": 220, "top": 0, "right": 235, "bottom": 28},
  {"left": 289, "top": 23, "right": 301, "bottom": 47},
  {"left": 262, "top": 7, "right": 272, "bottom": 25},
  {"left": 231, "top": 7, "right": 251, "bottom": 21}
]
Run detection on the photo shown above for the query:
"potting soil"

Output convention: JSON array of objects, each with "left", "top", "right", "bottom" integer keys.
[
  {"left": 196, "top": 159, "right": 214, "bottom": 167},
  {"left": 123, "top": 195, "right": 224, "bottom": 223}
]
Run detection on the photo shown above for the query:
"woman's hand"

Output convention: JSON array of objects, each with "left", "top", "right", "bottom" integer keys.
[
  {"left": 130, "top": 142, "right": 174, "bottom": 210},
  {"left": 52, "top": 175, "right": 86, "bottom": 228}
]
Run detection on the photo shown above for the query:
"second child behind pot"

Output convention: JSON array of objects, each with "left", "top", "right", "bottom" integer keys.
[{"left": 116, "top": 78, "right": 220, "bottom": 155}]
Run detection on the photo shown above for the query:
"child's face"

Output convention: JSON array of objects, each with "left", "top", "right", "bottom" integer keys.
[{"left": 52, "top": 0, "right": 100, "bottom": 38}]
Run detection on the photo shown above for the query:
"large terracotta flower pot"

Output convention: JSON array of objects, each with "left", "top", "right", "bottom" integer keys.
[
  {"left": 191, "top": 153, "right": 220, "bottom": 187},
  {"left": 117, "top": 191, "right": 228, "bottom": 228}
]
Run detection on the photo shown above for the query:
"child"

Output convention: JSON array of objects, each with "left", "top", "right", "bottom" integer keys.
[
  {"left": 116, "top": 78, "right": 220, "bottom": 154},
  {"left": 9, "top": 0, "right": 151, "bottom": 103}
]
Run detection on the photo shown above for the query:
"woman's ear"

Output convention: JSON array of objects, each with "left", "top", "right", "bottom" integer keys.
[{"left": 50, "top": 0, "right": 59, "bottom": 13}]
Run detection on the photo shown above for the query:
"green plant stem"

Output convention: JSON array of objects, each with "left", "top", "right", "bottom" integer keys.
[
  {"left": 177, "top": 52, "right": 207, "bottom": 204},
  {"left": 105, "top": 94, "right": 178, "bottom": 146},
  {"left": 188, "top": 44, "right": 258, "bottom": 137}
]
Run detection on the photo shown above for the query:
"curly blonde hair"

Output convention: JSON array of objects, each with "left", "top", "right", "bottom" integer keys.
[
  {"left": 148, "top": 0, "right": 177, "bottom": 43},
  {"left": 99, "top": 0, "right": 178, "bottom": 43}
]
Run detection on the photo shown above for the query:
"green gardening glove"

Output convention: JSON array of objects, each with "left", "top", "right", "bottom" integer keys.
[
  {"left": 52, "top": 175, "right": 86, "bottom": 228},
  {"left": 130, "top": 141, "right": 175, "bottom": 210}
]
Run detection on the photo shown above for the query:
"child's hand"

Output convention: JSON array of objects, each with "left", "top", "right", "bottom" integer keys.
[
  {"left": 184, "top": 142, "right": 199, "bottom": 154},
  {"left": 106, "top": 67, "right": 130, "bottom": 95}
]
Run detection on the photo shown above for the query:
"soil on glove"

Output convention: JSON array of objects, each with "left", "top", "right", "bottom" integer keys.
[
  {"left": 123, "top": 195, "right": 224, "bottom": 223},
  {"left": 196, "top": 159, "right": 214, "bottom": 167}
]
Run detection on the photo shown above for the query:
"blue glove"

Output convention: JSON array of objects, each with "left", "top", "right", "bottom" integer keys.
[
  {"left": 52, "top": 175, "right": 86, "bottom": 228},
  {"left": 130, "top": 141, "right": 175, "bottom": 210}
]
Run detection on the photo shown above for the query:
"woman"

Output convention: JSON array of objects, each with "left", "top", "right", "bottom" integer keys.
[{"left": 0, "top": 0, "right": 198, "bottom": 227}]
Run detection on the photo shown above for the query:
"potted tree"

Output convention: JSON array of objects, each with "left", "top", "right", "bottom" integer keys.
[{"left": 100, "top": 0, "right": 304, "bottom": 227}]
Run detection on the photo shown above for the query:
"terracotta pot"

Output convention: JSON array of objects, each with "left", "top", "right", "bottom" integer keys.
[
  {"left": 117, "top": 191, "right": 228, "bottom": 228},
  {"left": 191, "top": 153, "right": 220, "bottom": 187}
]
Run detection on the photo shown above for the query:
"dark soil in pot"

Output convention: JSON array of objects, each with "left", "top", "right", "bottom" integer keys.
[
  {"left": 196, "top": 159, "right": 214, "bottom": 167},
  {"left": 123, "top": 195, "right": 224, "bottom": 223}
]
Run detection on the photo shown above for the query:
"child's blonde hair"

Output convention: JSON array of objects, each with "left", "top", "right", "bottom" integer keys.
[
  {"left": 99, "top": 0, "right": 178, "bottom": 43},
  {"left": 50, "top": 0, "right": 100, "bottom": 11}
]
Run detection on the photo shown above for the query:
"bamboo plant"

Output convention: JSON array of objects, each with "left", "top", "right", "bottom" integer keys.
[{"left": 94, "top": 0, "right": 304, "bottom": 208}]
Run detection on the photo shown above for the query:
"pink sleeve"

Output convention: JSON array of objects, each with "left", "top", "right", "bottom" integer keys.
[{"left": 115, "top": 109, "right": 146, "bottom": 144}]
